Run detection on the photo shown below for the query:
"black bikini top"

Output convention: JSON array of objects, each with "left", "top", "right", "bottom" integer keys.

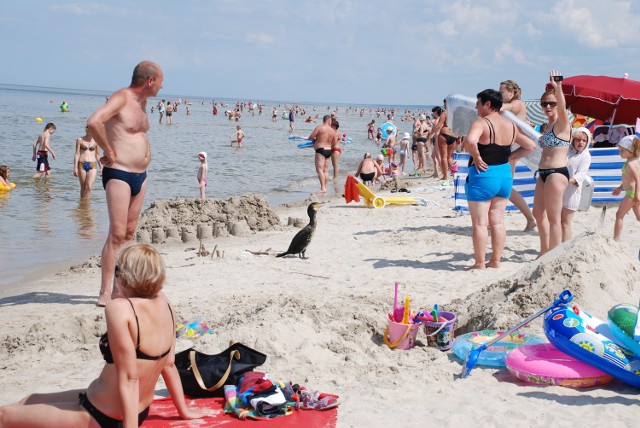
[
  {"left": 99, "top": 298, "right": 174, "bottom": 364},
  {"left": 469, "top": 118, "right": 515, "bottom": 167},
  {"left": 80, "top": 144, "right": 96, "bottom": 151}
]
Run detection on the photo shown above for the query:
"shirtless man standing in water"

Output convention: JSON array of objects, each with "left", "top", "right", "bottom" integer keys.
[
  {"left": 87, "top": 61, "right": 163, "bottom": 306},
  {"left": 309, "top": 115, "right": 338, "bottom": 194}
]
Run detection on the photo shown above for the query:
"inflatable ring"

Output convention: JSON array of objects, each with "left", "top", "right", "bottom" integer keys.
[
  {"left": 0, "top": 182, "right": 16, "bottom": 192},
  {"left": 452, "top": 329, "right": 545, "bottom": 367},
  {"left": 544, "top": 304, "right": 640, "bottom": 388},
  {"left": 379, "top": 122, "right": 397, "bottom": 140},
  {"left": 608, "top": 303, "right": 640, "bottom": 356},
  {"left": 506, "top": 343, "right": 613, "bottom": 388}
]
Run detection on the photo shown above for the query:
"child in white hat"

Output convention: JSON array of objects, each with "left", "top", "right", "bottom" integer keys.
[
  {"left": 612, "top": 135, "right": 640, "bottom": 240},
  {"left": 197, "top": 152, "right": 208, "bottom": 201}
]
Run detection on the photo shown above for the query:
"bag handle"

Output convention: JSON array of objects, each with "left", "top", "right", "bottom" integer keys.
[
  {"left": 425, "top": 321, "right": 448, "bottom": 337},
  {"left": 189, "top": 349, "right": 240, "bottom": 391},
  {"left": 383, "top": 324, "right": 412, "bottom": 349}
]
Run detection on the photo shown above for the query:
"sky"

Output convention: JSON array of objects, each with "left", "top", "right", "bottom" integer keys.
[{"left": 1, "top": 0, "right": 639, "bottom": 105}]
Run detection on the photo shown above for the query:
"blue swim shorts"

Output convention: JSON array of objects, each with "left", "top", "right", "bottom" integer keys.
[{"left": 465, "top": 162, "right": 512, "bottom": 202}]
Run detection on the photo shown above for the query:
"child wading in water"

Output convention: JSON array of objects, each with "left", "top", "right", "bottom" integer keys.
[
  {"left": 197, "top": 152, "right": 208, "bottom": 201},
  {"left": 613, "top": 135, "right": 640, "bottom": 240},
  {"left": 231, "top": 125, "right": 245, "bottom": 147}
]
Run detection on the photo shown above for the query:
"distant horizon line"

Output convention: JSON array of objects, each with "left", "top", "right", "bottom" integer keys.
[{"left": 0, "top": 82, "right": 437, "bottom": 109}]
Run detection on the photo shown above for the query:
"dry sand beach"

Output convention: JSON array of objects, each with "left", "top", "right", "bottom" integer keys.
[{"left": 1, "top": 176, "right": 639, "bottom": 427}]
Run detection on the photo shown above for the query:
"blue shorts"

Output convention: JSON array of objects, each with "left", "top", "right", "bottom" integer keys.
[{"left": 465, "top": 163, "right": 512, "bottom": 202}]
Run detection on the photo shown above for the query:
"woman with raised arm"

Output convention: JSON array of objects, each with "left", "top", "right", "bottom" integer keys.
[{"left": 532, "top": 71, "right": 572, "bottom": 256}]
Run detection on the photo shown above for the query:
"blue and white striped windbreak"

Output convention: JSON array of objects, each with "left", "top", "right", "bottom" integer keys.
[{"left": 453, "top": 148, "right": 624, "bottom": 212}]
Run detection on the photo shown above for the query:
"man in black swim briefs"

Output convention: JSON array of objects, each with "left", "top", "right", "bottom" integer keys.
[
  {"left": 87, "top": 60, "right": 164, "bottom": 307},
  {"left": 315, "top": 147, "right": 332, "bottom": 159},
  {"left": 308, "top": 115, "right": 338, "bottom": 194}
]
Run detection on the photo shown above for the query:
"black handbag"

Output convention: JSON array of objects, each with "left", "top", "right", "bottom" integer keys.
[{"left": 174, "top": 343, "right": 267, "bottom": 398}]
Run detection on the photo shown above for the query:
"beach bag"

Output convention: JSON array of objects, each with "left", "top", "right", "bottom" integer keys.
[{"left": 175, "top": 343, "right": 267, "bottom": 398}]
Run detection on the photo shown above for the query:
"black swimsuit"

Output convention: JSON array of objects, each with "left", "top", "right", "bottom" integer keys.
[
  {"left": 468, "top": 118, "right": 514, "bottom": 167},
  {"left": 102, "top": 167, "right": 147, "bottom": 196},
  {"left": 100, "top": 298, "right": 174, "bottom": 363},
  {"left": 442, "top": 133, "right": 458, "bottom": 146},
  {"left": 315, "top": 148, "right": 332, "bottom": 159},
  {"left": 79, "top": 393, "right": 149, "bottom": 428}
]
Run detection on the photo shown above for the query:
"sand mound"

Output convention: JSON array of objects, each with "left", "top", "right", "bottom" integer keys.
[
  {"left": 449, "top": 232, "right": 640, "bottom": 333},
  {"left": 66, "top": 255, "right": 102, "bottom": 274},
  {"left": 136, "top": 194, "right": 282, "bottom": 239},
  {"left": 171, "top": 292, "right": 455, "bottom": 389}
]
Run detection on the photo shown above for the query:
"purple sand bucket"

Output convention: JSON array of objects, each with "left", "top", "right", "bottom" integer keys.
[
  {"left": 384, "top": 314, "right": 420, "bottom": 350},
  {"left": 424, "top": 311, "right": 457, "bottom": 351}
]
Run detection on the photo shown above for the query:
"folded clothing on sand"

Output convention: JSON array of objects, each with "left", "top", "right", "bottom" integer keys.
[{"left": 237, "top": 372, "right": 287, "bottom": 417}]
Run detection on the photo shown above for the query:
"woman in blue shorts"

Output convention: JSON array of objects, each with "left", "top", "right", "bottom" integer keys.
[{"left": 463, "top": 89, "right": 535, "bottom": 270}]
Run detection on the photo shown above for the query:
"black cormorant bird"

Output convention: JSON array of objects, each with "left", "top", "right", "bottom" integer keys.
[{"left": 276, "top": 202, "right": 322, "bottom": 258}]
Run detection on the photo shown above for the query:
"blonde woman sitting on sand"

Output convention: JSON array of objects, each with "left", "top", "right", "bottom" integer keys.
[{"left": 0, "top": 244, "right": 211, "bottom": 427}]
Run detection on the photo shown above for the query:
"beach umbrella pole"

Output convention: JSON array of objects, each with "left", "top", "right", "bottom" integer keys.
[
  {"left": 460, "top": 289, "right": 573, "bottom": 378},
  {"left": 604, "top": 103, "right": 619, "bottom": 142}
]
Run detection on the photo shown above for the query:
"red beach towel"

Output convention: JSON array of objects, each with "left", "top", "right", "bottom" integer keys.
[
  {"left": 344, "top": 175, "right": 360, "bottom": 203},
  {"left": 142, "top": 396, "right": 338, "bottom": 428}
]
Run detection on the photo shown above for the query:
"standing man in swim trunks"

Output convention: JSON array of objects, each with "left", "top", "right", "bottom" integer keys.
[
  {"left": 87, "top": 60, "right": 163, "bottom": 306},
  {"left": 309, "top": 115, "right": 337, "bottom": 194},
  {"left": 165, "top": 100, "right": 173, "bottom": 124},
  {"left": 32, "top": 122, "right": 57, "bottom": 178}
]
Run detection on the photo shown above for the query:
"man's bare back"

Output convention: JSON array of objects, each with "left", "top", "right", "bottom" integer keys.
[{"left": 310, "top": 121, "right": 336, "bottom": 149}]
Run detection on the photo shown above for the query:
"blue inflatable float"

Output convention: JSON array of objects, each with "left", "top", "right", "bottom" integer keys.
[{"left": 544, "top": 304, "right": 640, "bottom": 388}]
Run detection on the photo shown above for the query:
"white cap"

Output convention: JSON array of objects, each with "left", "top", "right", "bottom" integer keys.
[
  {"left": 418, "top": 114, "right": 426, "bottom": 120},
  {"left": 402, "top": 132, "right": 411, "bottom": 140},
  {"left": 618, "top": 135, "right": 635, "bottom": 152},
  {"left": 376, "top": 154, "right": 384, "bottom": 161},
  {"left": 198, "top": 151, "right": 207, "bottom": 159}
]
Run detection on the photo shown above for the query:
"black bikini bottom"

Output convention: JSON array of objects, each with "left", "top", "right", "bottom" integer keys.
[
  {"left": 536, "top": 166, "right": 570, "bottom": 183},
  {"left": 79, "top": 393, "right": 149, "bottom": 428}
]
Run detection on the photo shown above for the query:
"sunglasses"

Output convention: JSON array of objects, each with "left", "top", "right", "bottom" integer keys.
[{"left": 541, "top": 102, "right": 557, "bottom": 108}]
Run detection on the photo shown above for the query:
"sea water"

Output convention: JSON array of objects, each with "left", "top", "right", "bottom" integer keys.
[{"left": 0, "top": 83, "right": 425, "bottom": 289}]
